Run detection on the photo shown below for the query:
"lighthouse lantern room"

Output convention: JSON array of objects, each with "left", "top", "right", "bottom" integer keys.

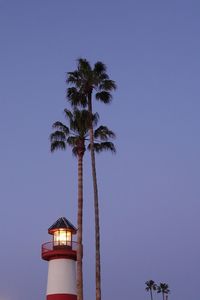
[{"left": 42, "top": 217, "right": 77, "bottom": 300}]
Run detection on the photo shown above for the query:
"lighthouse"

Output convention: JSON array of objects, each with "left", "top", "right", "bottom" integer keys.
[{"left": 41, "top": 217, "right": 77, "bottom": 300}]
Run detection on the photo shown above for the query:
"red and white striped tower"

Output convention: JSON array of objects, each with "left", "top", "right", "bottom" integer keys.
[{"left": 42, "top": 217, "right": 77, "bottom": 300}]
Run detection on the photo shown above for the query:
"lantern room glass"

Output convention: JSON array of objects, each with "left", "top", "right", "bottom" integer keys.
[{"left": 53, "top": 229, "right": 72, "bottom": 246}]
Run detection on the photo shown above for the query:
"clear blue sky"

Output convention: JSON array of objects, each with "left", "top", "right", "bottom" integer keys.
[{"left": 1, "top": 1, "right": 200, "bottom": 299}]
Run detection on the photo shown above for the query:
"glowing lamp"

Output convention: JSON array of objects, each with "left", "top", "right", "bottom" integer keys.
[{"left": 53, "top": 228, "right": 72, "bottom": 246}]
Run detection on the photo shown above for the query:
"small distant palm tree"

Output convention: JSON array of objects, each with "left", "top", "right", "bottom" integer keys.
[
  {"left": 157, "top": 282, "right": 170, "bottom": 300},
  {"left": 50, "top": 108, "right": 115, "bottom": 300},
  {"left": 145, "top": 280, "right": 157, "bottom": 300}
]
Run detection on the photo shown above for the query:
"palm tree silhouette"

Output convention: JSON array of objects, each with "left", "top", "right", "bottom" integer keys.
[
  {"left": 50, "top": 108, "right": 115, "bottom": 300},
  {"left": 145, "top": 280, "right": 157, "bottom": 300},
  {"left": 157, "top": 282, "right": 170, "bottom": 300},
  {"left": 66, "top": 58, "right": 116, "bottom": 300}
]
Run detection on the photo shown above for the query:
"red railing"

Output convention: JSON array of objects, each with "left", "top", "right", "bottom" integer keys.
[
  {"left": 41, "top": 241, "right": 78, "bottom": 261},
  {"left": 42, "top": 241, "right": 78, "bottom": 254}
]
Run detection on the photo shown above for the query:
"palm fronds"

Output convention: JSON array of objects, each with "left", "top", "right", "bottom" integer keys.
[
  {"left": 67, "top": 87, "right": 87, "bottom": 107},
  {"left": 66, "top": 58, "right": 116, "bottom": 106},
  {"left": 94, "top": 126, "right": 116, "bottom": 141},
  {"left": 95, "top": 91, "right": 112, "bottom": 103},
  {"left": 88, "top": 142, "right": 116, "bottom": 154},
  {"left": 52, "top": 121, "right": 70, "bottom": 135},
  {"left": 99, "top": 79, "right": 116, "bottom": 91},
  {"left": 51, "top": 141, "right": 66, "bottom": 152},
  {"left": 50, "top": 108, "right": 116, "bottom": 158},
  {"left": 50, "top": 131, "right": 66, "bottom": 142}
]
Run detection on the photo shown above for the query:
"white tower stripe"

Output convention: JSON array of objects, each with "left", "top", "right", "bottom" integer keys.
[{"left": 47, "top": 259, "right": 77, "bottom": 295}]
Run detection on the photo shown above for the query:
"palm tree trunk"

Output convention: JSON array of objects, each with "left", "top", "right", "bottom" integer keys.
[
  {"left": 150, "top": 289, "right": 153, "bottom": 300},
  {"left": 88, "top": 94, "right": 101, "bottom": 300},
  {"left": 162, "top": 292, "right": 165, "bottom": 300},
  {"left": 77, "top": 153, "right": 84, "bottom": 300}
]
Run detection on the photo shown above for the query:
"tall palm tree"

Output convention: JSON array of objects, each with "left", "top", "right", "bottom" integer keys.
[
  {"left": 145, "top": 280, "right": 157, "bottom": 300},
  {"left": 50, "top": 108, "right": 116, "bottom": 300},
  {"left": 157, "top": 283, "right": 170, "bottom": 300},
  {"left": 66, "top": 58, "right": 116, "bottom": 300}
]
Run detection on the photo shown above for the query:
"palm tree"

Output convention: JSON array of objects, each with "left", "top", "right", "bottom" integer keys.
[
  {"left": 66, "top": 58, "right": 116, "bottom": 300},
  {"left": 157, "top": 283, "right": 170, "bottom": 300},
  {"left": 50, "top": 108, "right": 116, "bottom": 300},
  {"left": 145, "top": 280, "right": 157, "bottom": 300}
]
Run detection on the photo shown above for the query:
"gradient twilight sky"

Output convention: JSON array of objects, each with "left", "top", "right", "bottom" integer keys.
[{"left": 1, "top": 1, "right": 200, "bottom": 299}]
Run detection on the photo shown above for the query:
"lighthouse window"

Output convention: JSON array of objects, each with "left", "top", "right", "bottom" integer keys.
[
  {"left": 53, "top": 230, "right": 72, "bottom": 246},
  {"left": 67, "top": 231, "right": 72, "bottom": 244},
  {"left": 59, "top": 230, "right": 67, "bottom": 245}
]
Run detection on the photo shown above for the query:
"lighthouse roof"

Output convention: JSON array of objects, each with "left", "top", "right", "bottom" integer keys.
[{"left": 48, "top": 217, "right": 77, "bottom": 234}]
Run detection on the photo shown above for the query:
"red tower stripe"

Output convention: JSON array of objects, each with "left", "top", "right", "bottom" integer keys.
[{"left": 47, "top": 294, "right": 77, "bottom": 300}]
